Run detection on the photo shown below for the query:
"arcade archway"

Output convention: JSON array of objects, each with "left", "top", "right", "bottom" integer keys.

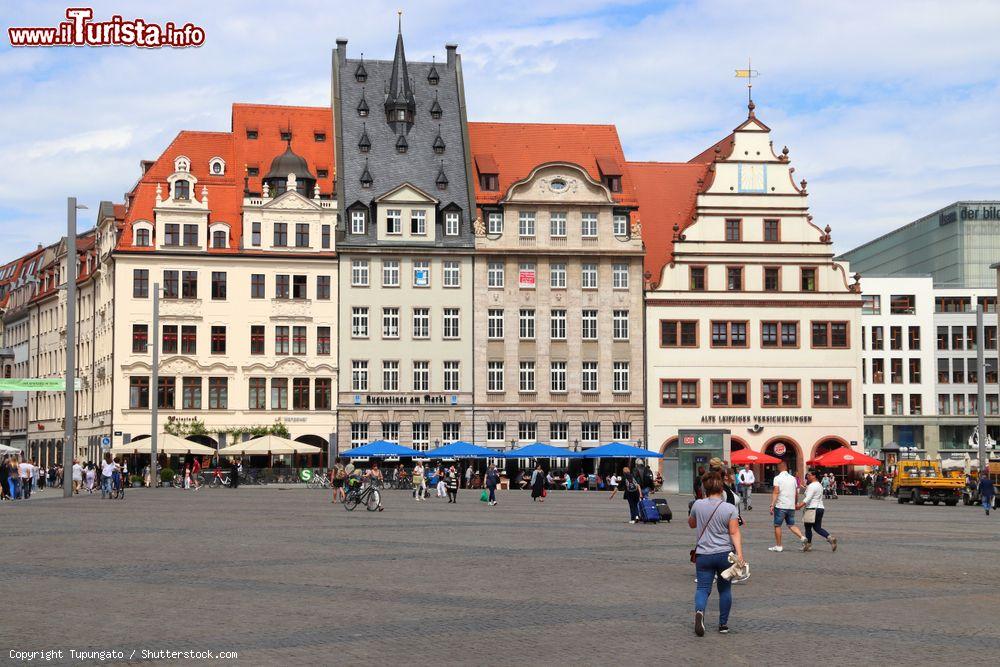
[{"left": 762, "top": 436, "right": 802, "bottom": 484}]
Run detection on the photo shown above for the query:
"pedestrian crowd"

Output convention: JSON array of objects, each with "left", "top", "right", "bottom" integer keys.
[{"left": 1, "top": 454, "right": 64, "bottom": 501}]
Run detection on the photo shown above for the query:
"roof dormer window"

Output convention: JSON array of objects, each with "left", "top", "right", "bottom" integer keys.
[
  {"left": 427, "top": 57, "right": 440, "bottom": 85},
  {"left": 209, "top": 157, "right": 225, "bottom": 175},
  {"left": 396, "top": 133, "right": 408, "bottom": 154},
  {"left": 280, "top": 130, "right": 292, "bottom": 142},
  {"left": 433, "top": 126, "right": 445, "bottom": 155},
  {"left": 430, "top": 94, "right": 442, "bottom": 120},
  {"left": 358, "top": 124, "right": 371, "bottom": 153},
  {"left": 358, "top": 90, "right": 369, "bottom": 117},
  {"left": 246, "top": 129, "right": 258, "bottom": 140},
  {"left": 355, "top": 56, "right": 368, "bottom": 83},
  {"left": 360, "top": 160, "right": 373, "bottom": 189},
  {"left": 173, "top": 179, "right": 190, "bottom": 200},
  {"left": 174, "top": 156, "right": 190, "bottom": 172}
]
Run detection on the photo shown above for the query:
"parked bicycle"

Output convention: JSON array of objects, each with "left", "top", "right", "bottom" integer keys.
[
  {"left": 301, "top": 469, "right": 332, "bottom": 489},
  {"left": 343, "top": 479, "right": 382, "bottom": 511},
  {"left": 209, "top": 469, "right": 231, "bottom": 488}
]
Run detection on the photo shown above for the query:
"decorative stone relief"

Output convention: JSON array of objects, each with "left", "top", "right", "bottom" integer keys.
[{"left": 472, "top": 216, "right": 486, "bottom": 237}]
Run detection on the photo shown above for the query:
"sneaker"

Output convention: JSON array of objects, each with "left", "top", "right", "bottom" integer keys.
[
  {"left": 694, "top": 611, "right": 705, "bottom": 637},
  {"left": 718, "top": 625, "right": 729, "bottom": 634},
  {"left": 802, "top": 542, "right": 812, "bottom": 552},
  {"left": 830, "top": 536, "right": 838, "bottom": 552},
  {"left": 629, "top": 520, "right": 636, "bottom": 524},
  {"left": 768, "top": 545, "right": 783, "bottom": 552}
]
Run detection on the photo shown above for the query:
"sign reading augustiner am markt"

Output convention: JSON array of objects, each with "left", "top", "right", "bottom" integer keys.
[{"left": 0, "top": 378, "right": 82, "bottom": 391}]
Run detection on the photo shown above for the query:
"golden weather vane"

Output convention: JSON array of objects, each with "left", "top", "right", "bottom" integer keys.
[{"left": 735, "top": 57, "right": 760, "bottom": 105}]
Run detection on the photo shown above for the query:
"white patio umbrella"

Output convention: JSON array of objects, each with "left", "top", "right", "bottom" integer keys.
[
  {"left": 216, "top": 434, "right": 322, "bottom": 456},
  {"left": 0, "top": 444, "right": 23, "bottom": 455},
  {"left": 109, "top": 433, "right": 216, "bottom": 456}
]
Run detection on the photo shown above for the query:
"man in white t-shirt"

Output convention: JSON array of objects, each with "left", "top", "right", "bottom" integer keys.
[
  {"left": 18, "top": 459, "right": 33, "bottom": 499},
  {"left": 768, "top": 462, "right": 806, "bottom": 552},
  {"left": 72, "top": 459, "right": 84, "bottom": 494},
  {"left": 736, "top": 465, "right": 755, "bottom": 510}
]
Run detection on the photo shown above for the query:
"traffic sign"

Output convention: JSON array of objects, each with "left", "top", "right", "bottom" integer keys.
[
  {"left": 0, "top": 378, "right": 82, "bottom": 391},
  {"left": 100, "top": 436, "right": 111, "bottom": 448}
]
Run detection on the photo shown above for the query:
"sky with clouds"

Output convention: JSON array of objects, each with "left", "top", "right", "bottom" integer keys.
[{"left": 2, "top": 0, "right": 999, "bottom": 259}]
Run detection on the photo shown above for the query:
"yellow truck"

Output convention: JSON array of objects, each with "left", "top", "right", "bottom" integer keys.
[{"left": 894, "top": 460, "right": 963, "bottom": 506}]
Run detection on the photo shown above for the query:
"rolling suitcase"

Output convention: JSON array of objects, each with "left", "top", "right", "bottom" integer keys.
[
  {"left": 638, "top": 498, "right": 660, "bottom": 523},
  {"left": 652, "top": 497, "right": 672, "bottom": 522}
]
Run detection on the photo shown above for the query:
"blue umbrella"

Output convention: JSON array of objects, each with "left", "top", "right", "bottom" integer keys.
[
  {"left": 339, "top": 440, "right": 423, "bottom": 458},
  {"left": 424, "top": 441, "right": 501, "bottom": 459},
  {"left": 582, "top": 442, "right": 663, "bottom": 459},
  {"left": 504, "top": 442, "right": 585, "bottom": 459}
]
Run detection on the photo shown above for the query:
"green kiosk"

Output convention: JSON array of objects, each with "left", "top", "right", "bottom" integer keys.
[{"left": 676, "top": 429, "right": 731, "bottom": 494}]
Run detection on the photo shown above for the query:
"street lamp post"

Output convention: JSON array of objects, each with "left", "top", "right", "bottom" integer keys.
[
  {"left": 63, "top": 198, "right": 86, "bottom": 498},
  {"left": 976, "top": 304, "right": 987, "bottom": 473},
  {"left": 150, "top": 282, "right": 160, "bottom": 486}
]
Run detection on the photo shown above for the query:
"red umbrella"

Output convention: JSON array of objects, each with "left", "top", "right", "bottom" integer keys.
[
  {"left": 809, "top": 447, "right": 880, "bottom": 467},
  {"left": 730, "top": 449, "right": 781, "bottom": 465}
]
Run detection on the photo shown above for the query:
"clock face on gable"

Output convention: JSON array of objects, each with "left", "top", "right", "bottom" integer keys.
[{"left": 738, "top": 163, "right": 766, "bottom": 193}]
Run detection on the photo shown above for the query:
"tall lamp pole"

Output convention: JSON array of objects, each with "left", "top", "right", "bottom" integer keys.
[
  {"left": 977, "top": 304, "right": 987, "bottom": 474},
  {"left": 150, "top": 282, "right": 160, "bottom": 486},
  {"left": 63, "top": 198, "right": 86, "bottom": 498}
]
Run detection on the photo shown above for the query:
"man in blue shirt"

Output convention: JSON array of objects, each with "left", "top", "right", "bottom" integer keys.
[{"left": 977, "top": 473, "right": 995, "bottom": 516}]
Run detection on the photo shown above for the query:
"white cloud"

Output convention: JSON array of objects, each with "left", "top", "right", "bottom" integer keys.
[{"left": 1, "top": 0, "right": 999, "bottom": 255}]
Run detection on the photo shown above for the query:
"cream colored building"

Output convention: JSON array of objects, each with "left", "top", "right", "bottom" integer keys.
[
  {"left": 472, "top": 162, "right": 646, "bottom": 452},
  {"left": 639, "top": 103, "right": 863, "bottom": 492}
]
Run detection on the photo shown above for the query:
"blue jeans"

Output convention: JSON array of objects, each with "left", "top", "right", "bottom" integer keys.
[
  {"left": 8, "top": 477, "right": 19, "bottom": 499},
  {"left": 626, "top": 494, "right": 640, "bottom": 520},
  {"left": 984, "top": 496, "right": 994, "bottom": 512},
  {"left": 695, "top": 551, "right": 733, "bottom": 626},
  {"left": 101, "top": 475, "right": 113, "bottom": 497},
  {"left": 488, "top": 486, "right": 496, "bottom": 502},
  {"left": 773, "top": 507, "right": 796, "bottom": 526}
]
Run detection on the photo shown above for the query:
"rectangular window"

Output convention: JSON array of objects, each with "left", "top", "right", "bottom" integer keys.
[
  {"left": 519, "top": 361, "right": 535, "bottom": 393},
  {"left": 813, "top": 380, "right": 850, "bottom": 407},
  {"left": 412, "top": 361, "right": 429, "bottom": 392},
  {"left": 581, "top": 422, "right": 600, "bottom": 443},
  {"left": 443, "top": 308, "right": 460, "bottom": 339},
  {"left": 208, "top": 377, "right": 228, "bottom": 410},
  {"left": 488, "top": 309, "right": 504, "bottom": 340},
  {"left": 763, "top": 219, "right": 780, "bottom": 242},
  {"left": 443, "top": 361, "right": 460, "bottom": 392},
  {"left": 872, "top": 394, "right": 885, "bottom": 415},
  {"left": 382, "top": 307, "right": 400, "bottom": 339},
  {"left": 487, "top": 211, "right": 503, "bottom": 235},
  {"left": 710, "top": 321, "right": 747, "bottom": 348},
  {"left": 581, "top": 212, "right": 598, "bottom": 238},
  {"left": 761, "top": 321, "right": 798, "bottom": 348},
  {"left": 181, "top": 271, "right": 197, "bottom": 299},
  {"left": 660, "top": 320, "right": 698, "bottom": 347},
  {"left": 689, "top": 266, "right": 706, "bottom": 291},
  {"left": 550, "top": 211, "right": 566, "bottom": 238},
  {"left": 164, "top": 223, "right": 180, "bottom": 246},
  {"left": 133, "top": 269, "right": 149, "bottom": 298},
  {"left": 131, "top": 324, "right": 148, "bottom": 353},
  {"left": 908, "top": 358, "right": 921, "bottom": 383},
  {"left": 270, "top": 378, "right": 288, "bottom": 410},
  {"left": 295, "top": 223, "right": 309, "bottom": 247},
  {"left": 519, "top": 211, "right": 535, "bottom": 237},
  {"left": 613, "top": 214, "right": 628, "bottom": 237},
  {"left": 519, "top": 309, "right": 536, "bottom": 340},
  {"left": 321, "top": 225, "right": 330, "bottom": 249},
  {"left": 613, "top": 361, "right": 630, "bottom": 393},
  {"left": 129, "top": 377, "right": 149, "bottom": 409},
  {"left": 317, "top": 326, "right": 331, "bottom": 355},
  {"left": 274, "top": 326, "right": 289, "bottom": 355},
  {"left": 292, "top": 326, "right": 306, "bottom": 355},
  {"left": 581, "top": 263, "right": 598, "bottom": 289},
  {"left": 382, "top": 422, "right": 400, "bottom": 443},
  {"left": 386, "top": 209, "right": 402, "bottom": 234},
  {"left": 581, "top": 361, "right": 599, "bottom": 393},
  {"left": 488, "top": 361, "right": 504, "bottom": 392},
  {"left": 183, "top": 224, "right": 200, "bottom": 247},
  {"left": 157, "top": 377, "right": 175, "bottom": 409},
  {"left": 871, "top": 326, "right": 884, "bottom": 350},
  {"left": 412, "top": 423, "right": 430, "bottom": 450},
  {"left": 550, "top": 309, "right": 567, "bottom": 340},
  {"left": 382, "top": 361, "right": 399, "bottom": 392},
  {"left": 890, "top": 295, "right": 916, "bottom": 314},
  {"left": 162, "top": 325, "right": 178, "bottom": 354},
  {"left": 725, "top": 218, "right": 741, "bottom": 241},
  {"left": 711, "top": 380, "right": 749, "bottom": 407},
  {"left": 250, "top": 274, "right": 265, "bottom": 299},
  {"left": 382, "top": 260, "right": 400, "bottom": 287},
  {"left": 410, "top": 210, "right": 427, "bottom": 235},
  {"left": 951, "top": 326, "right": 964, "bottom": 350},
  {"left": 487, "top": 422, "right": 505, "bottom": 443},
  {"left": 762, "top": 380, "right": 799, "bottom": 407},
  {"left": 487, "top": 262, "right": 504, "bottom": 288},
  {"left": 889, "top": 325, "right": 902, "bottom": 350},
  {"left": 550, "top": 422, "right": 569, "bottom": 442},
  {"left": 251, "top": 222, "right": 261, "bottom": 247},
  {"left": 952, "top": 358, "right": 965, "bottom": 384},
  {"left": 518, "top": 422, "right": 536, "bottom": 442},
  {"left": 275, "top": 274, "right": 290, "bottom": 299},
  {"left": 800, "top": 267, "right": 817, "bottom": 292},
  {"left": 181, "top": 325, "right": 197, "bottom": 354},
  {"left": 445, "top": 212, "right": 460, "bottom": 236},
  {"left": 273, "top": 223, "right": 288, "bottom": 247},
  {"left": 443, "top": 260, "right": 460, "bottom": 287},
  {"left": 351, "top": 360, "right": 369, "bottom": 392},
  {"left": 612, "top": 263, "right": 629, "bottom": 289},
  {"left": 518, "top": 262, "right": 536, "bottom": 289},
  {"left": 550, "top": 262, "right": 567, "bottom": 289},
  {"left": 210, "top": 326, "right": 226, "bottom": 355},
  {"left": 316, "top": 275, "right": 331, "bottom": 300},
  {"left": 350, "top": 210, "right": 366, "bottom": 235},
  {"left": 291, "top": 378, "right": 310, "bottom": 410},
  {"left": 613, "top": 422, "right": 631, "bottom": 441},
  {"left": 862, "top": 294, "right": 881, "bottom": 315},
  {"left": 179, "top": 377, "right": 200, "bottom": 409},
  {"left": 581, "top": 310, "right": 598, "bottom": 340},
  {"left": 413, "top": 308, "right": 429, "bottom": 338},
  {"left": 351, "top": 260, "right": 369, "bottom": 287},
  {"left": 314, "top": 378, "right": 331, "bottom": 410},
  {"left": 250, "top": 325, "right": 265, "bottom": 355},
  {"left": 413, "top": 261, "right": 430, "bottom": 287},
  {"left": 351, "top": 422, "right": 369, "bottom": 447},
  {"left": 726, "top": 266, "right": 743, "bottom": 291},
  {"left": 812, "top": 321, "right": 849, "bottom": 348},
  {"left": 661, "top": 379, "right": 699, "bottom": 407},
  {"left": 613, "top": 310, "right": 629, "bottom": 340},
  {"left": 210, "top": 272, "right": 227, "bottom": 300},
  {"left": 352, "top": 307, "right": 369, "bottom": 338},
  {"left": 549, "top": 361, "right": 566, "bottom": 393},
  {"left": 248, "top": 378, "right": 267, "bottom": 410},
  {"left": 764, "top": 266, "right": 780, "bottom": 292}
]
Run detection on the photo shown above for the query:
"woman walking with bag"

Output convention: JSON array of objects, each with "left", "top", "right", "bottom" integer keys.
[
  {"left": 610, "top": 466, "right": 642, "bottom": 524},
  {"left": 411, "top": 462, "right": 426, "bottom": 502},
  {"left": 797, "top": 470, "right": 838, "bottom": 552},
  {"left": 484, "top": 464, "right": 500, "bottom": 506},
  {"left": 530, "top": 464, "right": 546, "bottom": 502},
  {"left": 445, "top": 465, "right": 459, "bottom": 503},
  {"left": 688, "top": 471, "right": 745, "bottom": 636}
]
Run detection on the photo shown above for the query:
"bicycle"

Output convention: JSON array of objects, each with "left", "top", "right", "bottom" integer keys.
[
  {"left": 209, "top": 470, "right": 231, "bottom": 488},
  {"left": 306, "top": 473, "right": 332, "bottom": 490},
  {"left": 343, "top": 479, "right": 382, "bottom": 511}
]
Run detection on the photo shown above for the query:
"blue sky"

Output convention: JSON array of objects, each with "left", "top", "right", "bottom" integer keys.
[{"left": 2, "top": 0, "right": 1000, "bottom": 258}]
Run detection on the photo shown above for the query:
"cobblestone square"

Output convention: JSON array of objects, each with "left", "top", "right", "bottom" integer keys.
[{"left": 3, "top": 487, "right": 999, "bottom": 665}]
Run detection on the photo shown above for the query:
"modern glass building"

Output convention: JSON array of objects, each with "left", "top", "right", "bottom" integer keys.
[{"left": 839, "top": 201, "right": 1000, "bottom": 289}]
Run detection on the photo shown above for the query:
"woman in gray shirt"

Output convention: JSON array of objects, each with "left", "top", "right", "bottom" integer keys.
[{"left": 688, "top": 471, "right": 745, "bottom": 636}]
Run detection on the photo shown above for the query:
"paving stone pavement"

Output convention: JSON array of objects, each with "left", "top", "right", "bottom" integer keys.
[{"left": 2, "top": 487, "right": 999, "bottom": 665}]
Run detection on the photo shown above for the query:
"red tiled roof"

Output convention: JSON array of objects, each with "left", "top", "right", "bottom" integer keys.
[
  {"left": 689, "top": 132, "right": 734, "bottom": 164},
  {"left": 120, "top": 103, "right": 334, "bottom": 253},
  {"left": 467, "top": 122, "right": 638, "bottom": 207},
  {"left": 627, "top": 161, "right": 710, "bottom": 287}
]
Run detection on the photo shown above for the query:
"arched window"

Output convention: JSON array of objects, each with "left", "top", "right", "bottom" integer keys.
[
  {"left": 209, "top": 157, "right": 226, "bottom": 175},
  {"left": 174, "top": 180, "right": 190, "bottom": 200},
  {"left": 212, "top": 230, "right": 227, "bottom": 248}
]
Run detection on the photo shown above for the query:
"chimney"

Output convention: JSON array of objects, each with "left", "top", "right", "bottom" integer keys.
[
  {"left": 336, "top": 38, "right": 348, "bottom": 65},
  {"left": 445, "top": 44, "right": 457, "bottom": 69}
]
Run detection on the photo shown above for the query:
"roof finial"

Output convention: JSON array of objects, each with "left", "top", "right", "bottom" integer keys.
[
  {"left": 398, "top": 9, "right": 402, "bottom": 34},
  {"left": 735, "top": 57, "right": 759, "bottom": 116}
]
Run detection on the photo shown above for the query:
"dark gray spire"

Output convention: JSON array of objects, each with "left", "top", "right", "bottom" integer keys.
[{"left": 384, "top": 18, "right": 415, "bottom": 127}]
